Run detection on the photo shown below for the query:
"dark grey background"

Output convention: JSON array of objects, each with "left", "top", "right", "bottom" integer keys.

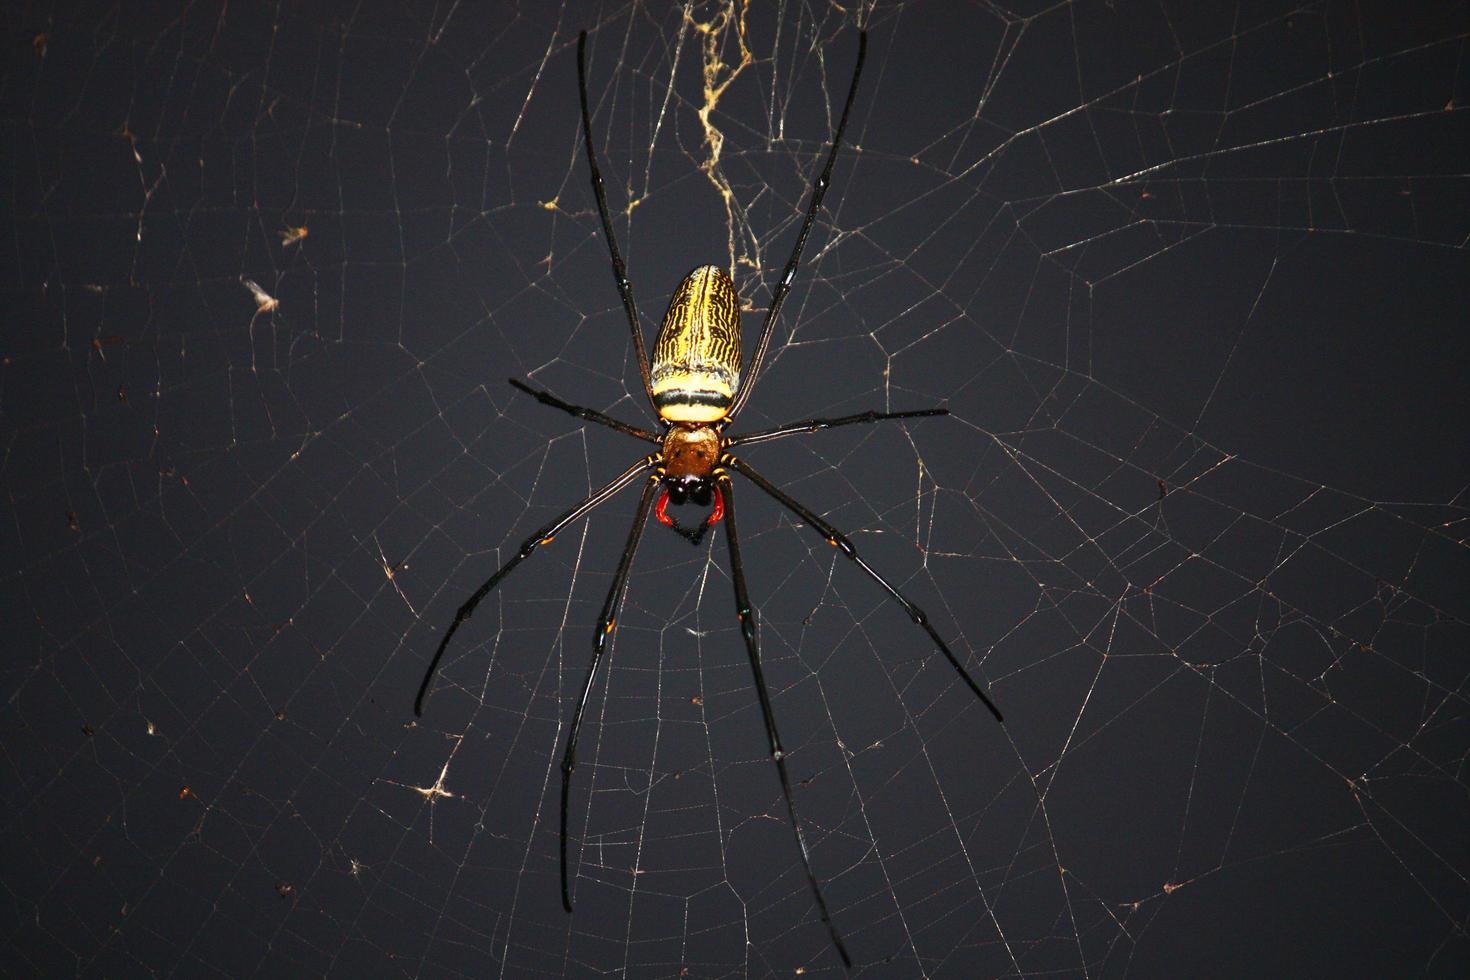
[{"left": 4, "top": 1, "right": 1467, "bottom": 976}]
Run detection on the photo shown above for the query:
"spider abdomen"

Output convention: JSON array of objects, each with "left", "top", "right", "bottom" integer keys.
[{"left": 651, "top": 265, "right": 741, "bottom": 422}]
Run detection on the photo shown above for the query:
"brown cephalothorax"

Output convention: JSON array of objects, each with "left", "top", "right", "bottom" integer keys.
[
  {"left": 416, "top": 29, "right": 1003, "bottom": 972},
  {"left": 660, "top": 423, "right": 719, "bottom": 480}
]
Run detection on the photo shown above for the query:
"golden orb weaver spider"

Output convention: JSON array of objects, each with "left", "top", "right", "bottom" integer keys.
[{"left": 415, "top": 29, "right": 1003, "bottom": 968}]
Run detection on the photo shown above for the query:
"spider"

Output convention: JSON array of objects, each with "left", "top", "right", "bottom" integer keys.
[{"left": 415, "top": 29, "right": 1003, "bottom": 967}]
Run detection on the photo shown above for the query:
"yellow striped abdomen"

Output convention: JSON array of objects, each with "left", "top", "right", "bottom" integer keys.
[{"left": 651, "top": 265, "right": 742, "bottom": 423}]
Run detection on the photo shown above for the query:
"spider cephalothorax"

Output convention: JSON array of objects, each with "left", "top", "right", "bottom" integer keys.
[
  {"left": 414, "top": 29, "right": 1002, "bottom": 969},
  {"left": 655, "top": 395, "right": 725, "bottom": 540},
  {"left": 659, "top": 422, "right": 720, "bottom": 481}
]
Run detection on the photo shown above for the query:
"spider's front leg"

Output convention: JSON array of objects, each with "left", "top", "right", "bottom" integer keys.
[
  {"left": 415, "top": 456, "right": 658, "bottom": 716},
  {"left": 724, "top": 454, "right": 1003, "bottom": 723},
  {"left": 714, "top": 471, "right": 854, "bottom": 967},
  {"left": 559, "top": 472, "right": 661, "bottom": 912}
]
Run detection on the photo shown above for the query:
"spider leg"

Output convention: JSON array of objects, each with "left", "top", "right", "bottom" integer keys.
[
  {"left": 577, "top": 31, "right": 656, "bottom": 409},
  {"left": 726, "top": 31, "right": 867, "bottom": 421},
  {"left": 729, "top": 407, "right": 947, "bottom": 449},
  {"left": 560, "top": 472, "right": 661, "bottom": 912},
  {"left": 508, "top": 378, "right": 661, "bottom": 443},
  {"left": 715, "top": 473, "right": 854, "bottom": 967},
  {"left": 725, "top": 454, "right": 1003, "bottom": 723},
  {"left": 415, "top": 456, "right": 658, "bottom": 716}
]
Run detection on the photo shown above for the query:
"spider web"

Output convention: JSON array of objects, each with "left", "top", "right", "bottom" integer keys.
[{"left": 4, "top": 1, "right": 1468, "bottom": 976}]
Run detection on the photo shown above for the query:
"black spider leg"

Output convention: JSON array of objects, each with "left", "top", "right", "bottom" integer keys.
[
  {"left": 725, "top": 455, "right": 1003, "bottom": 724},
  {"left": 415, "top": 456, "right": 659, "bottom": 716},
  {"left": 729, "top": 407, "right": 947, "bottom": 449},
  {"left": 726, "top": 30, "right": 868, "bottom": 422},
  {"left": 577, "top": 31, "right": 656, "bottom": 409},
  {"left": 716, "top": 473, "right": 854, "bottom": 968},
  {"left": 561, "top": 472, "right": 661, "bottom": 912},
  {"left": 508, "top": 378, "right": 661, "bottom": 443}
]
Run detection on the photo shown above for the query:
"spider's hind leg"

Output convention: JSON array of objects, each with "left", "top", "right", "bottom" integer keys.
[{"left": 577, "top": 30, "right": 656, "bottom": 407}]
